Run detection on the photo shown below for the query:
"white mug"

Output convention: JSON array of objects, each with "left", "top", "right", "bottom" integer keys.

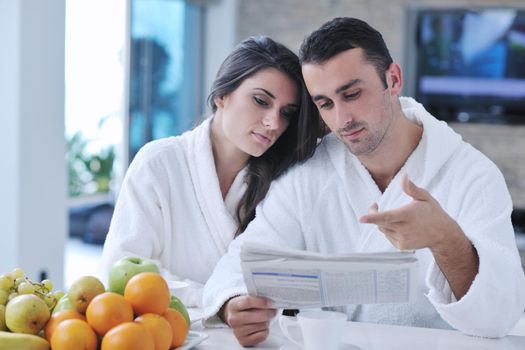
[{"left": 279, "top": 310, "right": 346, "bottom": 350}]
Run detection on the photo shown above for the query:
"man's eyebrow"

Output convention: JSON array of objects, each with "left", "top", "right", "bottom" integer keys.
[
  {"left": 253, "top": 88, "right": 275, "bottom": 99},
  {"left": 311, "top": 79, "right": 362, "bottom": 101},
  {"left": 335, "top": 79, "right": 361, "bottom": 94}
]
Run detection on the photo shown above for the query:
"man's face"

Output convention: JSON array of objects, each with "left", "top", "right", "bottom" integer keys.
[{"left": 302, "top": 48, "right": 400, "bottom": 157}]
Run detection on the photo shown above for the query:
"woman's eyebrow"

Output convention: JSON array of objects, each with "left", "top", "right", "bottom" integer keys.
[{"left": 253, "top": 88, "right": 275, "bottom": 99}]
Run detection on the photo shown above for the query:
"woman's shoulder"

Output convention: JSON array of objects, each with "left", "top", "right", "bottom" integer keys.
[{"left": 134, "top": 119, "right": 210, "bottom": 164}]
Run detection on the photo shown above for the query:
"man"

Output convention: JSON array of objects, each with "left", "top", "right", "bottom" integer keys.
[{"left": 202, "top": 17, "right": 525, "bottom": 347}]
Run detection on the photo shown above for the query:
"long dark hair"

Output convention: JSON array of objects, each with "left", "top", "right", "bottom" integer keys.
[
  {"left": 299, "top": 17, "right": 393, "bottom": 89},
  {"left": 208, "top": 36, "right": 319, "bottom": 235}
]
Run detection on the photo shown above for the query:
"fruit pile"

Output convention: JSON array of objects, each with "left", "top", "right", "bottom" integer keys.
[{"left": 0, "top": 258, "right": 190, "bottom": 350}]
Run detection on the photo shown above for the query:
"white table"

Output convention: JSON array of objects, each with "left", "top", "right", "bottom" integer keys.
[{"left": 190, "top": 318, "right": 525, "bottom": 350}]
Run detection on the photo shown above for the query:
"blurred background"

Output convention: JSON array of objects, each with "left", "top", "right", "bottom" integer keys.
[{"left": 1, "top": 0, "right": 524, "bottom": 296}]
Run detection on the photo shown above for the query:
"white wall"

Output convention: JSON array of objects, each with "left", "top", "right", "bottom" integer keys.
[
  {"left": 0, "top": 0, "right": 66, "bottom": 288},
  {"left": 203, "top": 0, "right": 239, "bottom": 106}
]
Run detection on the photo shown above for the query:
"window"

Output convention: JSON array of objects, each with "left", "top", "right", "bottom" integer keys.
[{"left": 129, "top": 0, "right": 204, "bottom": 161}]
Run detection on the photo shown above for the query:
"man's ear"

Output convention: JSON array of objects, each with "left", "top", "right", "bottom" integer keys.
[{"left": 386, "top": 63, "right": 403, "bottom": 95}]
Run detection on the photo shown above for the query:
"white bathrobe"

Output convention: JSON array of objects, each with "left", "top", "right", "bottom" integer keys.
[
  {"left": 99, "top": 118, "right": 246, "bottom": 307},
  {"left": 203, "top": 97, "right": 525, "bottom": 337}
]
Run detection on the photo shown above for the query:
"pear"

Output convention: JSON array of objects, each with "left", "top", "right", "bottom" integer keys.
[
  {"left": 5, "top": 294, "right": 50, "bottom": 334},
  {"left": 68, "top": 276, "right": 105, "bottom": 314}
]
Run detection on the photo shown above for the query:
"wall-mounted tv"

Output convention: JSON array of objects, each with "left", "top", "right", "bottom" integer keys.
[{"left": 406, "top": 7, "right": 525, "bottom": 123}]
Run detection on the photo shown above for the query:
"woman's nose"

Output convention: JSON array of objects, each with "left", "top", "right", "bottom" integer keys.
[{"left": 262, "top": 110, "right": 281, "bottom": 129}]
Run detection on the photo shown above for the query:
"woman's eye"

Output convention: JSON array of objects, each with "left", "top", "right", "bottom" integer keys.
[
  {"left": 253, "top": 96, "right": 269, "bottom": 106},
  {"left": 281, "top": 108, "right": 297, "bottom": 120},
  {"left": 319, "top": 101, "right": 333, "bottom": 110}
]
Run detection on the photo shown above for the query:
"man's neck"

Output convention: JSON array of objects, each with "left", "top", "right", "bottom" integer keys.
[{"left": 359, "top": 116, "right": 423, "bottom": 193}]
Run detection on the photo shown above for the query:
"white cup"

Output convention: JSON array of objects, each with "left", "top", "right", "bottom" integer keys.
[{"left": 279, "top": 310, "right": 346, "bottom": 350}]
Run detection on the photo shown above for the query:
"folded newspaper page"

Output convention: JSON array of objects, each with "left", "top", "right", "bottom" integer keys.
[{"left": 241, "top": 242, "right": 418, "bottom": 309}]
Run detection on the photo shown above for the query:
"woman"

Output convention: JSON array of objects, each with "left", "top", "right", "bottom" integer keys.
[{"left": 99, "top": 36, "right": 319, "bottom": 307}]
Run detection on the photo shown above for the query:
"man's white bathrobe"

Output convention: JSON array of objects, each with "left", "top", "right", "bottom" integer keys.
[
  {"left": 203, "top": 97, "right": 525, "bottom": 337},
  {"left": 100, "top": 118, "right": 246, "bottom": 307}
]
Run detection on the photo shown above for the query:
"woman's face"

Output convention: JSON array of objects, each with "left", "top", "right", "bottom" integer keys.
[{"left": 213, "top": 67, "right": 299, "bottom": 158}]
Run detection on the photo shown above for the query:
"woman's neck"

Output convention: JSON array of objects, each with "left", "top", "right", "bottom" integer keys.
[{"left": 210, "top": 116, "right": 250, "bottom": 198}]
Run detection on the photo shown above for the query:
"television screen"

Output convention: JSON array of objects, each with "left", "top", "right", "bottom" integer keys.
[{"left": 415, "top": 8, "right": 525, "bottom": 123}]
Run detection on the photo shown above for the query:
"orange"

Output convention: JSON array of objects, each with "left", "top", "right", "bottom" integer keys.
[
  {"left": 50, "top": 319, "right": 97, "bottom": 350},
  {"left": 135, "top": 313, "right": 173, "bottom": 350},
  {"left": 162, "top": 308, "right": 189, "bottom": 348},
  {"left": 85, "top": 292, "right": 134, "bottom": 336},
  {"left": 44, "top": 309, "right": 86, "bottom": 340},
  {"left": 101, "top": 321, "right": 155, "bottom": 350},
  {"left": 124, "top": 272, "right": 170, "bottom": 315}
]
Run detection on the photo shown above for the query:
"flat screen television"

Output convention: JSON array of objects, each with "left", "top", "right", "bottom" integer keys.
[{"left": 409, "top": 7, "right": 525, "bottom": 123}]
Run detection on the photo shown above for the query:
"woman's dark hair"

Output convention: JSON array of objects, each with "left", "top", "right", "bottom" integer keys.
[
  {"left": 299, "top": 17, "right": 393, "bottom": 88},
  {"left": 207, "top": 36, "right": 319, "bottom": 235}
]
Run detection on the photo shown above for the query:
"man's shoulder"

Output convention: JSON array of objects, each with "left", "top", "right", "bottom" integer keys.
[
  {"left": 290, "top": 134, "right": 341, "bottom": 172},
  {"left": 271, "top": 134, "right": 344, "bottom": 192}
]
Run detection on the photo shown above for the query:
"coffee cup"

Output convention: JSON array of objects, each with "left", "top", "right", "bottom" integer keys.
[{"left": 279, "top": 310, "right": 346, "bottom": 350}]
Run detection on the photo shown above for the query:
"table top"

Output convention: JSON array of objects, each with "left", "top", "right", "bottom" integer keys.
[{"left": 190, "top": 317, "right": 525, "bottom": 350}]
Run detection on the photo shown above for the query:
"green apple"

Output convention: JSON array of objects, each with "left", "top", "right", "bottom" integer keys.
[
  {"left": 52, "top": 293, "right": 74, "bottom": 314},
  {"left": 5, "top": 294, "right": 50, "bottom": 334},
  {"left": 108, "top": 256, "right": 159, "bottom": 295},
  {"left": 169, "top": 295, "right": 190, "bottom": 327},
  {"left": 0, "top": 304, "right": 6, "bottom": 331},
  {"left": 68, "top": 276, "right": 105, "bottom": 314}
]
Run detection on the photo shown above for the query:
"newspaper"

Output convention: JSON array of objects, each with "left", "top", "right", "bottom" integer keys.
[{"left": 240, "top": 242, "right": 418, "bottom": 309}]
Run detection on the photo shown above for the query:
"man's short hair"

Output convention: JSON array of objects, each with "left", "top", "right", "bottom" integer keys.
[{"left": 299, "top": 17, "right": 393, "bottom": 88}]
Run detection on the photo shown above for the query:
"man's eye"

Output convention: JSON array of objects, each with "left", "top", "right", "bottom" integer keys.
[
  {"left": 344, "top": 91, "right": 360, "bottom": 100},
  {"left": 253, "top": 96, "right": 269, "bottom": 106}
]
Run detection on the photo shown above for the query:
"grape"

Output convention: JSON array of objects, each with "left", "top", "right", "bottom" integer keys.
[
  {"left": 17, "top": 282, "right": 35, "bottom": 295},
  {"left": 0, "top": 289, "right": 8, "bottom": 305},
  {"left": 53, "top": 290, "right": 65, "bottom": 300},
  {"left": 14, "top": 277, "right": 26, "bottom": 287},
  {"left": 7, "top": 292, "right": 18, "bottom": 302},
  {"left": 43, "top": 293, "right": 57, "bottom": 309},
  {"left": 0, "top": 269, "right": 58, "bottom": 309},
  {"left": 42, "top": 279, "right": 53, "bottom": 292},
  {"left": 0, "top": 274, "right": 14, "bottom": 290},
  {"left": 11, "top": 268, "right": 25, "bottom": 279}
]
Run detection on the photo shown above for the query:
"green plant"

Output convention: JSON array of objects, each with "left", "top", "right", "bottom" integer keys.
[{"left": 66, "top": 132, "right": 115, "bottom": 197}]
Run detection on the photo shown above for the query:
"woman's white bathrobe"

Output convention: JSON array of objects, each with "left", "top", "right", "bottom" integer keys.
[
  {"left": 99, "top": 118, "right": 246, "bottom": 307},
  {"left": 203, "top": 97, "right": 525, "bottom": 337}
]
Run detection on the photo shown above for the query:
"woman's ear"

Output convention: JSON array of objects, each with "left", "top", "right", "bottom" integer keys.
[{"left": 214, "top": 96, "right": 225, "bottom": 109}]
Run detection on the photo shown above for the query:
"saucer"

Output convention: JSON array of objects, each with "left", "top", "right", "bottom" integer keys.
[
  {"left": 279, "top": 344, "right": 361, "bottom": 350},
  {"left": 168, "top": 280, "right": 189, "bottom": 292}
]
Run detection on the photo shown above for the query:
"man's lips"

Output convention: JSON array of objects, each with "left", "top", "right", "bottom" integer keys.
[{"left": 341, "top": 127, "right": 364, "bottom": 139}]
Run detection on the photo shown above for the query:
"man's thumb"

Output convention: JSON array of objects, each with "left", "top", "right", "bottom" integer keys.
[{"left": 402, "top": 174, "right": 428, "bottom": 201}]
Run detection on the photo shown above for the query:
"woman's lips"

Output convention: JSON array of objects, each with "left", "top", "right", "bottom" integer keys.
[{"left": 252, "top": 132, "right": 272, "bottom": 144}]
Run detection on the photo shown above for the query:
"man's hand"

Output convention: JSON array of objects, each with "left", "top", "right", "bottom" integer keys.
[
  {"left": 220, "top": 295, "right": 277, "bottom": 347},
  {"left": 359, "top": 174, "right": 478, "bottom": 299},
  {"left": 359, "top": 174, "right": 459, "bottom": 251}
]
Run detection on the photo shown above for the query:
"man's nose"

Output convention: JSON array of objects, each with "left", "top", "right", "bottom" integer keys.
[{"left": 334, "top": 103, "right": 352, "bottom": 128}]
